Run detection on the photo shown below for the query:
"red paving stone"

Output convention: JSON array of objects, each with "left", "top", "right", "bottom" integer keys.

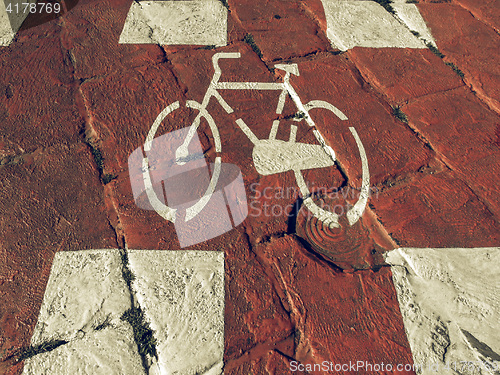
[
  {"left": 244, "top": 236, "right": 415, "bottom": 374},
  {"left": 371, "top": 170, "right": 500, "bottom": 248},
  {"left": 229, "top": 0, "right": 331, "bottom": 61},
  {"left": 404, "top": 86, "right": 500, "bottom": 219},
  {"left": 450, "top": 0, "right": 500, "bottom": 33},
  {"left": 346, "top": 48, "right": 465, "bottom": 104},
  {"left": 1, "top": 0, "right": 499, "bottom": 373},
  {"left": 418, "top": 3, "right": 500, "bottom": 113},
  {"left": 0, "top": 145, "right": 117, "bottom": 373}
]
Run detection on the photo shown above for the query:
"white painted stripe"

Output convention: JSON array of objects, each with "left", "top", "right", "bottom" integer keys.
[
  {"left": 321, "top": 1, "right": 427, "bottom": 51},
  {"left": 385, "top": 248, "right": 500, "bottom": 375},
  {"left": 392, "top": 4, "right": 437, "bottom": 47},
  {"left": 128, "top": 250, "right": 224, "bottom": 375},
  {"left": 283, "top": 80, "right": 315, "bottom": 127},
  {"left": 22, "top": 250, "right": 144, "bottom": 374},
  {"left": 304, "top": 100, "right": 348, "bottom": 121},
  {"left": 0, "top": 0, "right": 36, "bottom": 46},
  {"left": 346, "top": 127, "right": 369, "bottom": 226},
  {"left": 184, "top": 156, "right": 222, "bottom": 222},
  {"left": 24, "top": 250, "right": 225, "bottom": 375},
  {"left": 276, "top": 88, "right": 288, "bottom": 115},
  {"left": 142, "top": 156, "right": 177, "bottom": 223},
  {"left": 144, "top": 101, "right": 180, "bottom": 152},
  {"left": 176, "top": 100, "right": 222, "bottom": 165},
  {"left": 212, "top": 89, "right": 234, "bottom": 114},
  {"left": 216, "top": 81, "right": 284, "bottom": 91},
  {"left": 235, "top": 118, "right": 259, "bottom": 145},
  {"left": 289, "top": 125, "right": 297, "bottom": 143},
  {"left": 119, "top": 0, "right": 228, "bottom": 46},
  {"left": 269, "top": 120, "right": 280, "bottom": 140}
]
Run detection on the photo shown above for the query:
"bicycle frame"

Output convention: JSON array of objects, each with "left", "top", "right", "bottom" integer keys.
[{"left": 176, "top": 52, "right": 336, "bottom": 162}]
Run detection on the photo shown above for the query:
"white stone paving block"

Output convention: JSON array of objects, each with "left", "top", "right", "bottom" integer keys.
[
  {"left": 0, "top": 0, "right": 36, "bottom": 46},
  {"left": 385, "top": 248, "right": 500, "bottom": 375},
  {"left": 321, "top": 0, "right": 426, "bottom": 50},
  {"left": 128, "top": 250, "right": 224, "bottom": 375},
  {"left": 392, "top": 4, "right": 436, "bottom": 46},
  {"left": 119, "top": 0, "right": 228, "bottom": 46},
  {"left": 22, "top": 250, "right": 144, "bottom": 374},
  {"left": 22, "top": 324, "right": 146, "bottom": 375}
]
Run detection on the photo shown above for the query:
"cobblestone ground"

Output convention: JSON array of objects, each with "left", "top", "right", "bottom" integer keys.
[{"left": 0, "top": 0, "right": 499, "bottom": 374}]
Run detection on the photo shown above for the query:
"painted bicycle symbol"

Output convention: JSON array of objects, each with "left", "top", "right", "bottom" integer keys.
[{"left": 141, "top": 52, "right": 370, "bottom": 229}]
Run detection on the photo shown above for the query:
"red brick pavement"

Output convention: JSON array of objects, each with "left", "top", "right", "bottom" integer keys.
[{"left": 1, "top": 0, "right": 499, "bottom": 374}]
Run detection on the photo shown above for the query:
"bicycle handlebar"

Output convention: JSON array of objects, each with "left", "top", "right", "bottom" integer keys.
[{"left": 212, "top": 52, "right": 241, "bottom": 75}]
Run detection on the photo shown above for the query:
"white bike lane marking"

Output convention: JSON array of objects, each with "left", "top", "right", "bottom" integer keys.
[
  {"left": 150, "top": 52, "right": 370, "bottom": 231},
  {"left": 0, "top": 0, "right": 35, "bottom": 46},
  {"left": 384, "top": 247, "right": 500, "bottom": 375},
  {"left": 22, "top": 250, "right": 225, "bottom": 375},
  {"left": 207, "top": 53, "right": 371, "bottom": 229},
  {"left": 117, "top": 0, "right": 436, "bottom": 52},
  {"left": 16, "top": 2, "right": 454, "bottom": 370},
  {"left": 21, "top": 250, "right": 146, "bottom": 374},
  {"left": 321, "top": 0, "right": 434, "bottom": 51},
  {"left": 119, "top": 0, "right": 228, "bottom": 47}
]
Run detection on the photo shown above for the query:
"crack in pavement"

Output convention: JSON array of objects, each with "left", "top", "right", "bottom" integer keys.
[
  {"left": 223, "top": 334, "right": 297, "bottom": 371},
  {"left": 402, "top": 116, "right": 500, "bottom": 224},
  {"left": 344, "top": 46, "right": 500, "bottom": 224},
  {"left": 119, "top": 249, "right": 157, "bottom": 375},
  {"left": 53, "top": 16, "right": 158, "bottom": 373},
  {"left": 452, "top": 1, "right": 500, "bottom": 36}
]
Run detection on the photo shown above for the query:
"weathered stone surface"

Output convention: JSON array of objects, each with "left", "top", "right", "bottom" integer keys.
[
  {"left": 119, "top": 0, "right": 228, "bottom": 46},
  {"left": 0, "top": 145, "right": 117, "bottom": 371},
  {"left": 229, "top": 0, "right": 330, "bottom": 61},
  {"left": 448, "top": 0, "right": 500, "bottom": 34},
  {"left": 321, "top": 1, "right": 425, "bottom": 50},
  {"left": 244, "top": 235, "right": 415, "bottom": 373},
  {"left": 347, "top": 48, "right": 464, "bottom": 104},
  {"left": 20, "top": 250, "right": 143, "bottom": 375},
  {"left": 224, "top": 232, "right": 294, "bottom": 361},
  {"left": 386, "top": 247, "right": 500, "bottom": 374},
  {"left": 404, "top": 86, "right": 500, "bottom": 220},
  {"left": 371, "top": 170, "right": 500, "bottom": 248},
  {"left": 0, "top": 33, "right": 79, "bottom": 152},
  {"left": 128, "top": 250, "right": 225, "bottom": 375},
  {"left": 418, "top": 4, "right": 500, "bottom": 113}
]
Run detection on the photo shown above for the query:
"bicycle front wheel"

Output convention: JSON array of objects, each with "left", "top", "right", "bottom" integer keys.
[{"left": 293, "top": 99, "right": 370, "bottom": 228}]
